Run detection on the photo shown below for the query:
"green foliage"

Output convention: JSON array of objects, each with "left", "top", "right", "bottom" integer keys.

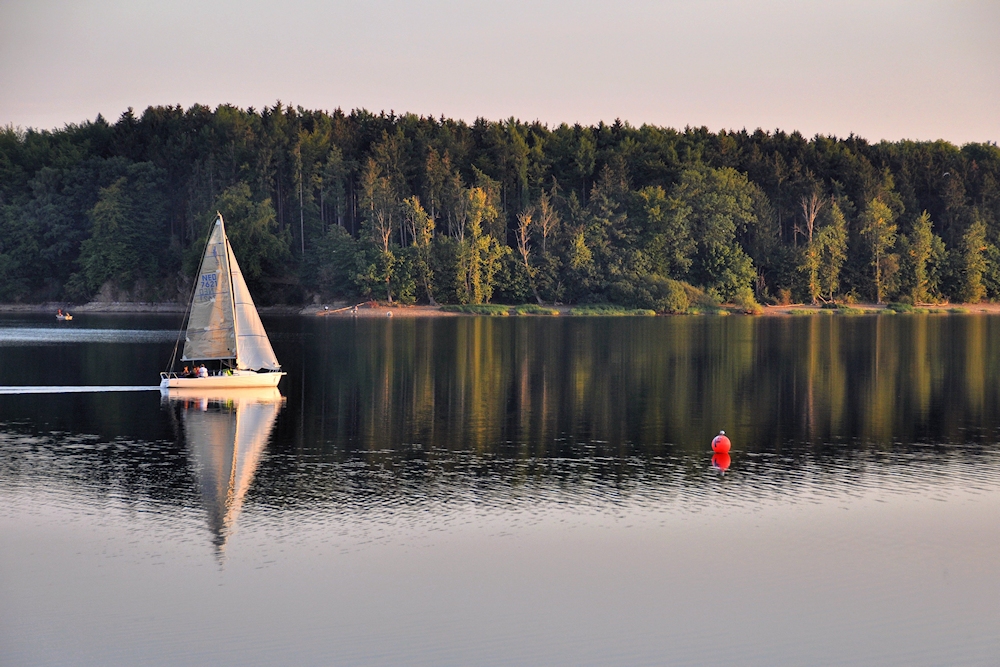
[
  {"left": 680, "top": 282, "right": 718, "bottom": 307},
  {"left": 75, "top": 162, "right": 169, "bottom": 298},
  {"left": 689, "top": 306, "right": 730, "bottom": 316},
  {"left": 608, "top": 275, "right": 691, "bottom": 313},
  {"left": 860, "top": 198, "right": 898, "bottom": 303},
  {"left": 733, "top": 287, "right": 763, "bottom": 315},
  {"left": 454, "top": 187, "right": 510, "bottom": 304},
  {"left": 799, "top": 241, "right": 822, "bottom": 305},
  {"left": 981, "top": 244, "right": 1000, "bottom": 300},
  {"left": 308, "top": 225, "right": 360, "bottom": 298},
  {"left": 672, "top": 167, "right": 758, "bottom": 299},
  {"left": 350, "top": 240, "right": 394, "bottom": 300},
  {"left": 391, "top": 246, "right": 417, "bottom": 304},
  {"left": 2, "top": 104, "right": 1000, "bottom": 308},
  {"left": 799, "top": 201, "right": 848, "bottom": 304},
  {"left": 494, "top": 253, "right": 533, "bottom": 305},
  {"left": 898, "top": 211, "right": 944, "bottom": 303},
  {"left": 634, "top": 185, "right": 693, "bottom": 278},
  {"left": 359, "top": 156, "right": 400, "bottom": 301},
  {"left": 569, "top": 304, "right": 656, "bottom": 316},
  {"left": 958, "top": 218, "right": 989, "bottom": 303},
  {"left": 514, "top": 304, "right": 559, "bottom": 316},
  {"left": 401, "top": 196, "right": 436, "bottom": 303},
  {"left": 78, "top": 177, "right": 134, "bottom": 293},
  {"left": 440, "top": 304, "right": 510, "bottom": 315}
]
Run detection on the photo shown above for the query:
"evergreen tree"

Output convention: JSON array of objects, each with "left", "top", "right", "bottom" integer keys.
[{"left": 1, "top": 104, "right": 999, "bottom": 308}]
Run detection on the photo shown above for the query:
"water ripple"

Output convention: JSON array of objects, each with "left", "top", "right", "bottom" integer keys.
[{"left": 4, "top": 425, "right": 997, "bottom": 529}]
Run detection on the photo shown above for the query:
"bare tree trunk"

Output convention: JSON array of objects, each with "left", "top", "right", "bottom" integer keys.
[
  {"left": 536, "top": 191, "right": 558, "bottom": 254},
  {"left": 800, "top": 192, "right": 824, "bottom": 245}
]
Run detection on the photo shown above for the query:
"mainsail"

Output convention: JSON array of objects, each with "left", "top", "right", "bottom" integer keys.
[
  {"left": 182, "top": 218, "right": 236, "bottom": 362},
  {"left": 181, "top": 214, "right": 280, "bottom": 371}
]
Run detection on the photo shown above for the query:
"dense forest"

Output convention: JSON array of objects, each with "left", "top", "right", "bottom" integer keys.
[{"left": 1, "top": 103, "right": 998, "bottom": 311}]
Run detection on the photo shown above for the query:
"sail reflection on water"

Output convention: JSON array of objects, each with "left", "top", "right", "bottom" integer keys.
[{"left": 163, "top": 388, "right": 285, "bottom": 551}]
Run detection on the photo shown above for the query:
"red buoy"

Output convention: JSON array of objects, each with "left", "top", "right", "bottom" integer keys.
[
  {"left": 711, "top": 430, "right": 731, "bottom": 454},
  {"left": 711, "top": 452, "right": 731, "bottom": 472}
]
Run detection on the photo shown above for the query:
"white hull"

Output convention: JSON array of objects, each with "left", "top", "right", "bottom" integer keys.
[
  {"left": 160, "top": 386, "right": 284, "bottom": 403},
  {"left": 160, "top": 371, "right": 284, "bottom": 389}
]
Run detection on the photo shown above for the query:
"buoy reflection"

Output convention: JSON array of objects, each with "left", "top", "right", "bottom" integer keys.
[{"left": 711, "top": 452, "right": 731, "bottom": 472}]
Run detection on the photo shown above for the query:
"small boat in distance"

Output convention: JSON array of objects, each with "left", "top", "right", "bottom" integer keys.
[
  {"left": 56, "top": 309, "right": 73, "bottom": 321},
  {"left": 160, "top": 213, "right": 285, "bottom": 390}
]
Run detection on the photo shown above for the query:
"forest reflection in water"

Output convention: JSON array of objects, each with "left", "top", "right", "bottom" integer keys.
[
  {"left": 286, "top": 313, "right": 1000, "bottom": 458},
  {"left": 2, "top": 313, "right": 1000, "bottom": 503},
  {"left": 3, "top": 314, "right": 1000, "bottom": 667}
]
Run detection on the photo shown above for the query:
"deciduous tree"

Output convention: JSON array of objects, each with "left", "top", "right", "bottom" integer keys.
[{"left": 860, "top": 198, "right": 898, "bottom": 303}]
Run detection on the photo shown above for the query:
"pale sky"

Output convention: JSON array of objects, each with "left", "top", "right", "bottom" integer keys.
[{"left": 1, "top": 0, "right": 998, "bottom": 144}]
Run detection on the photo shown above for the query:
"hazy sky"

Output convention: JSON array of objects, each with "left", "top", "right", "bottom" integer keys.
[{"left": 2, "top": 0, "right": 997, "bottom": 143}]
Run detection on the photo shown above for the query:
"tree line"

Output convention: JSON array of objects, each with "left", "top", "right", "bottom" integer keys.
[{"left": 1, "top": 103, "right": 998, "bottom": 309}]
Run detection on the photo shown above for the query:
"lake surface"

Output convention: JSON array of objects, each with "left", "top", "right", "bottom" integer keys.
[{"left": 1, "top": 313, "right": 999, "bottom": 666}]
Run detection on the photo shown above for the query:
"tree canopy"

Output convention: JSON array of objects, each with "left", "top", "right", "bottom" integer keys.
[{"left": 1, "top": 104, "right": 999, "bottom": 307}]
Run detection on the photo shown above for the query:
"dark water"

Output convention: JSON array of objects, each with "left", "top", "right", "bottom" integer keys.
[{"left": 1, "top": 313, "right": 999, "bottom": 666}]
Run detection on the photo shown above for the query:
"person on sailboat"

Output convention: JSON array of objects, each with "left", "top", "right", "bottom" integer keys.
[{"left": 198, "top": 364, "right": 208, "bottom": 378}]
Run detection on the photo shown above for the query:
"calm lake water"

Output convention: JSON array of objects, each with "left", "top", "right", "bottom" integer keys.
[{"left": 1, "top": 313, "right": 999, "bottom": 666}]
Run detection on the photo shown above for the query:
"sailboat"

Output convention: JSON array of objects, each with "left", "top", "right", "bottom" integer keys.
[
  {"left": 163, "top": 387, "right": 285, "bottom": 553},
  {"left": 160, "top": 213, "right": 285, "bottom": 389}
]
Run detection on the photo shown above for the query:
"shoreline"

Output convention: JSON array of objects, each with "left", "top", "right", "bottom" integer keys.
[{"left": 3, "top": 301, "right": 1000, "bottom": 317}]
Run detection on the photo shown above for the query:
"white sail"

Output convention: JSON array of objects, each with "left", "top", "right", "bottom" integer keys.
[
  {"left": 228, "top": 243, "right": 281, "bottom": 370},
  {"left": 182, "top": 218, "right": 236, "bottom": 362}
]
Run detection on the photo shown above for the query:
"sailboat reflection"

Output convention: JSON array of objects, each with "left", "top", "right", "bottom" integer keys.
[{"left": 163, "top": 388, "right": 285, "bottom": 553}]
